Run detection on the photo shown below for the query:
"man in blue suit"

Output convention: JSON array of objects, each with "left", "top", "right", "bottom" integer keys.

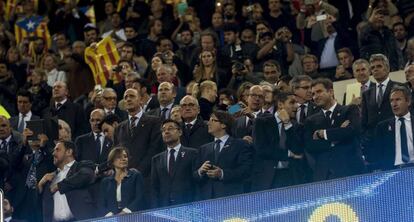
[
  {"left": 151, "top": 119, "right": 198, "bottom": 208},
  {"left": 194, "top": 111, "right": 253, "bottom": 200},
  {"left": 304, "top": 78, "right": 365, "bottom": 181}
]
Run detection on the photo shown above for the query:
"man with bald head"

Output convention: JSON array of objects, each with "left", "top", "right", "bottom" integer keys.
[
  {"left": 114, "top": 89, "right": 163, "bottom": 177},
  {"left": 44, "top": 81, "right": 87, "bottom": 139},
  {"left": 233, "top": 85, "right": 264, "bottom": 142},
  {"left": 75, "top": 109, "right": 113, "bottom": 165},
  {"left": 179, "top": 95, "right": 213, "bottom": 149},
  {"left": 0, "top": 115, "right": 21, "bottom": 190},
  {"left": 147, "top": 82, "right": 176, "bottom": 121}
]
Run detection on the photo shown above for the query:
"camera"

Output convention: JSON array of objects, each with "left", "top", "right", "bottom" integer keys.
[
  {"left": 233, "top": 61, "right": 245, "bottom": 72},
  {"left": 112, "top": 66, "right": 122, "bottom": 73}
]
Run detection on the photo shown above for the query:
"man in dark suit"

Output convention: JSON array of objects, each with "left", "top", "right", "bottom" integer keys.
[
  {"left": 75, "top": 109, "right": 113, "bottom": 166},
  {"left": 146, "top": 82, "right": 176, "bottom": 121},
  {"left": 251, "top": 91, "right": 304, "bottom": 191},
  {"left": 101, "top": 88, "right": 128, "bottom": 121},
  {"left": 38, "top": 140, "right": 96, "bottom": 222},
  {"left": 179, "top": 95, "right": 213, "bottom": 149},
  {"left": 342, "top": 59, "right": 376, "bottom": 105},
  {"left": 151, "top": 119, "right": 198, "bottom": 208},
  {"left": 132, "top": 78, "right": 159, "bottom": 112},
  {"left": 12, "top": 130, "right": 55, "bottom": 222},
  {"left": 305, "top": 78, "right": 365, "bottom": 181},
  {"left": 113, "top": 88, "right": 163, "bottom": 177},
  {"left": 376, "top": 86, "right": 414, "bottom": 170},
  {"left": 9, "top": 90, "right": 40, "bottom": 133},
  {"left": 43, "top": 81, "right": 88, "bottom": 139},
  {"left": 361, "top": 54, "right": 401, "bottom": 170},
  {"left": 233, "top": 85, "right": 264, "bottom": 143},
  {"left": 290, "top": 75, "right": 320, "bottom": 125},
  {"left": 194, "top": 111, "right": 253, "bottom": 200},
  {"left": 0, "top": 116, "right": 24, "bottom": 207}
]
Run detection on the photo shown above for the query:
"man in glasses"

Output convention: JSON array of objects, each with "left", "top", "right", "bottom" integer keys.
[
  {"left": 194, "top": 111, "right": 253, "bottom": 200},
  {"left": 101, "top": 88, "right": 127, "bottom": 121}
]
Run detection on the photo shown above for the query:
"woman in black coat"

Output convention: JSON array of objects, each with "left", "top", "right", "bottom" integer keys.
[{"left": 98, "top": 147, "right": 145, "bottom": 217}]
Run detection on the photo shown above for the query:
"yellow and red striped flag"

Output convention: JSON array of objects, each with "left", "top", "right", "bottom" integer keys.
[
  {"left": 84, "top": 36, "right": 122, "bottom": 86},
  {"left": 14, "top": 15, "right": 51, "bottom": 49},
  {"left": 117, "top": 0, "right": 126, "bottom": 12}
]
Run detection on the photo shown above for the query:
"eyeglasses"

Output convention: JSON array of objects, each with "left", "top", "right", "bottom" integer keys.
[{"left": 103, "top": 96, "right": 117, "bottom": 101}]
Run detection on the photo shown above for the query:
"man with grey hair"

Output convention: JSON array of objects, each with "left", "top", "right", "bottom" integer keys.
[
  {"left": 179, "top": 95, "right": 213, "bottom": 149},
  {"left": 404, "top": 64, "right": 414, "bottom": 112},
  {"left": 290, "top": 75, "right": 320, "bottom": 125},
  {"left": 342, "top": 59, "right": 375, "bottom": 105},
  {"left": 361, "top": 54, "right": 401, "bottom": 171},
  {"left": 155, "top": 64, "right": 186, "bottom": 104},
  {"left": 101, "top": 88, "right": 127, "bottom": 120}
]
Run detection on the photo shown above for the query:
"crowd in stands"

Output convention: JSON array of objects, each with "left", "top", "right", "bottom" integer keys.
[{"left": 0, "top": 0, "right": 414, "bottom": 221}]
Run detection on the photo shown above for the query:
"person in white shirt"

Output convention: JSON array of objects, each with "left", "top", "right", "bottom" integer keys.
[
  {"left": 38, "top": 141, "right": 96, "bottom": 222},
  {"left": 376, "top": 86, "right": 414, "bottom": 170}
]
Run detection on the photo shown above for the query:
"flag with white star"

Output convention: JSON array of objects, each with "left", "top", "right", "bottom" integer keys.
[{"left": 14, "top": 15, "right": 51, "bottom": 49}]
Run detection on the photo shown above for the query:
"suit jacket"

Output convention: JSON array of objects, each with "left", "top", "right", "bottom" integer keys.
[
  {"left": 251, "top": 114, "right": 303, "bottom": 191},
  {"left": 9, "top": 114, "right": 40, "bottom": 132},
  {"left": 375, "top": 115, "right": 414, "bottom": 170},
  {"left": 75, "top": 132, "right": 113, "bottom": 165},
  {"left": 180, "top": 117, "right": 213, "bottom": 149},
  {"left": 113, "top": 113, "right": 163, "bottom": 177},
  {"left": 98, "top": 169, "right": 144, "bottom": 216},
  {"left": 146, "top": 106, "right": 173, "bottom": 119},
  {"left": 144, "top": 96, "right": 159, "bottom": 112},
  {"left": 151, "top": 146, "right": 198, "bottom": 208},
  {"left": 193, "top": 137, "right": 253, "bottom": 200},
  {"left": 233, "top": 115, "right": 254, "bottom": 139},
  {"left": 304, "top": 104, "right": 365, "bottom": 181},
  {"left": 114, "top": 108, "right": 128, "bottom": 121},
  {"left": 42, "top": 161, "right": 96, "bottom": 222},
  {"left": 9, "top": 144, "right": 55, "bottom": 216},
  {"left": 361, "top": 80, "right": 401, "bottom": 163},
  {"left": 43, "top": 100, "right": 88, "bottom": 139}
]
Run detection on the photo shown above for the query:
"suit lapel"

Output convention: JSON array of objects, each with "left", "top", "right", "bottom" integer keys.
[
  {"left": 217, "top": 137, "right": 232, "bottom": 163},
  {"left": 162, "top": 151, "right": 168, "bottom": 175},
  {"left": 380, "top": 81, "right": 393, "bottom": 108},
  {"left": 66, "top": 161, "right": 77, "bottom": 178}
]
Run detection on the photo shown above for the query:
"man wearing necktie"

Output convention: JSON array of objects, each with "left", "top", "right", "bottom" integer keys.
[
  {"left": 151, "top": 119, "right": 198, "bottom": 208},
  {"left": 9, "top": 90, "right": 40, "bottom": 133},
  {"left": 376, "top": 86, "right": 414, "bottom": 170},
  {"left": 361, "top": 54, "right": 401, "bottom": 171},
  {"left": 101, "top": 88, "right": 128, "bottom": 121},
  {"left": 179, "top": 96, "right": 213, "bottom": 149},
  {"left": 305, "top": 78, "right": 365, "bottom": 181},
  {"left": 251, "top": 91, "right": 304, "bottom": 191},
  {"left": 291, "top": 75, "right": 320, "bottom": 125},
  {"left": 146, "top": 82, "right": 176, "bottom": 121},
  {"left": 194, "top": 111, "right": 253, "bottom": 200}
]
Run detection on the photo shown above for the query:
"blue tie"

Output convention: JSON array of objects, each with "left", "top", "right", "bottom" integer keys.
[
  {"left": 399, "top": 117, "right": 410, "bottom": 163},
  {"left": 214, "top": 139, "right": 221, "bottom": 163}
]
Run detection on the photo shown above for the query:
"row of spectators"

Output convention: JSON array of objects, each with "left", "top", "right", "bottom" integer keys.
[{"left": 1, "top": 0, "right": 414, "bottom": 221}]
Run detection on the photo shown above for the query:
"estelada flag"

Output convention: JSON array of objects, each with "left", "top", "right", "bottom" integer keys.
[
  {"left": 117, "top": 0, "right": 126, "bottom": 12},
  {"left": 79, "top": 6, "right": 96, "bottom": 24},
  {"left": 84, "top": 36, "right": 122, "bottom": 86},
  {"left": 14, "top": 15, "right": 51, "bottom": 48}
]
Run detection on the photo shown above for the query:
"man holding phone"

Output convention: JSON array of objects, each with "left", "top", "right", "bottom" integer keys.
[{"left": 194, "top": 111, "right": 253, "bottom": 200}]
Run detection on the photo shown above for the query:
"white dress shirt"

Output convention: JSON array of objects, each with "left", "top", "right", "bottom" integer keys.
[
  {"left": 55, "top": 99, "right": 67, "bottom": 109},
  {"left": 321, "top": 102, "right": 338, "bottom": 140},
  {"left": 160, "top": 103, "right": 174, "bottom": 119},
  {"left": 245, "top": 110, "right": 261, "bottom": 126},
  {"left": 320, "top": 32, "right": 339, "bottom": 69},
  {"left": 52, "top": 160, "right": 75, "bottom": 221},
  {"left": 394, "top": 113, "right": 414, "bottom": 166},
  {"left": 93, "top": 132, "right": 104, "bottom": 154},
  {"left": 19, "top": 111, "right": 32, "bottom": 130},
  {"left": 128, "top": 109, "right": 143, "bottom": 126},
  {"left": 376, "top": 77, "right": 390, "bottom": 101}
]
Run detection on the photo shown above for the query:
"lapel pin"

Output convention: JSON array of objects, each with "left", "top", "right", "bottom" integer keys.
[
  {"left": 223, "top": 145, "right": 230, "bottom": 149},
  {"left": 337, "top": 113, "right": 340, "bottom": 117},
  {"left": 181, "top": 152, "right": 185, "bottom": 158},
  {"left": 388, "top": 125, "right": 392, "bottom": 131}
]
